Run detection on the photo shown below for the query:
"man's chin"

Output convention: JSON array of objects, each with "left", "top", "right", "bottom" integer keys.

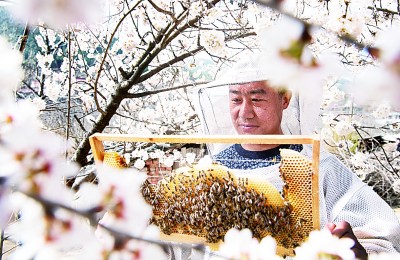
[{"left": 238, "top": 130, "right": 260, "bottom": 135}]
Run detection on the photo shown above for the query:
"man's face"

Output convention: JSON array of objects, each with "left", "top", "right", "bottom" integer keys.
[{"left": 229, "top": 81, "right": 290, "bottom": 136}]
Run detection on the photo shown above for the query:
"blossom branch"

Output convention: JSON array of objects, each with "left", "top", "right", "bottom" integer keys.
[
  {"left": 254, "top": 0, "right": 373, "bottom": 53},
  {"left": 93, "top": 0, "right": 143, "bottom": 115},
  {"left": 13, "top": 189, "right": 227, "bottom": 259},
  {"left": 19, "top": 191, "right": 216, "bottom": 253}
]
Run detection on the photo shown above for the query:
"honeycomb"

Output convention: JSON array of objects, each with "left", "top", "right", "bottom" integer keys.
[
  {"left": 103, "top": 151, "right": 128, "bottom": 168},
  {"left": 245, "top": 176, "right": 284, "bottom": 208},
  {"left": 103, "top": 148, "right": 317, "bottom": 256},
  {"left": 279, "top": 148, "right": 314, "bottom": 245}
]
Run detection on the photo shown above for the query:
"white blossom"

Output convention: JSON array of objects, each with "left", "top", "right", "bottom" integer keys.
[
  {"left": 185, "top": 152, "right": 196, "bottom": 165},
  {"left": 204, "top": 8, "right": 224, "bottom": 24},
  {"left": 200, "top": 30, "right": 227, "bottom": 57},
  {"left": 44, "top": 81, "right": 62, "bottom": 102},
  {"left": 294, "top": 229, "right": 355, "bottom": 260},
  {"left": 149, "top": 149, "right": 165, "bottom": 159},
  {"left": 35, "top": 35, "right": 47, "bottom": 49},
  {"left": 334, "top": 120, "right": 355, "bottom": 136},
  {"left": 96, "top": 165, "right": 152, "bottom": 236},
  {"left": 162, "top": 155, "right": 174, "bottom": 168},
  {"left": 189, "top": 1, "right": 205, "bottom": 18},
  {"left": 134, "top": 158, "right": 146, "bottom": 170},
  {"left": 8, "top": 194, "right": 101, "bottom": 259},
  {"left": 393, "top": 180, "right": 400, "bottom": 194},
  {"left": 197, "top": 155, "right": 213, "bottom": 168},
  {"left": 350, "top": 152, "right": 369, "bottom": 168}
]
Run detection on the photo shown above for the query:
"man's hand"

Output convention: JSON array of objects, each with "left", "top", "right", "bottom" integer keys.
[{"left": 325, "top": 221, "right": 368, "bottom": 260}]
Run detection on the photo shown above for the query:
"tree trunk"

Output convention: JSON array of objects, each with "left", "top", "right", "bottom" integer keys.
[{"left": 72, "top": 84, "right": 128, "bottom": 166}]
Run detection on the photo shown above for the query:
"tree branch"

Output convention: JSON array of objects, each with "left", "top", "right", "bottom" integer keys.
[
  {"left": 93, "top": 1, "right": 143, "bottom": 115},
  {"left": 124, "top": 81, "right": 209, "bottom": 99}
]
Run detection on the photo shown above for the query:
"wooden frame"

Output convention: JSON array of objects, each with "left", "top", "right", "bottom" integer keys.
[{"left": 89, "top": 133, "right": 321, "bottom": 231}]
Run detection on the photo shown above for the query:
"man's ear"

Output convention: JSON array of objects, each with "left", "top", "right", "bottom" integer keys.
[{"left": 282, "top": 90, "right": 292, "bottom": 109}]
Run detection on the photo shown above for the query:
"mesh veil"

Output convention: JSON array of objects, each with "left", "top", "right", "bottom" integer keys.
[{"left": 193, "top": 53, "right": 323, "bottom": 155}]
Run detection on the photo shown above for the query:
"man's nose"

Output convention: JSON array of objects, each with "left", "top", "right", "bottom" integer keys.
[{"left": 239, "top": 100, "right": 254, "bottom": 119}]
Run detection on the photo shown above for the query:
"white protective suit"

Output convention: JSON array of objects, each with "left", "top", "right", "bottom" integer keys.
[{"left": 191, "top": 53, "right": 400, "bottom": 256}]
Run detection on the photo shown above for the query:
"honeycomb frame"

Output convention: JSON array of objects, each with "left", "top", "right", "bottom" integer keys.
[{"left": 89, "top": 133, "right": 320, "bottom": 256}]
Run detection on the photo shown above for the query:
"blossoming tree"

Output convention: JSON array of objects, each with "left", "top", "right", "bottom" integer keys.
[{"left": 1, "top": 0, "right": 400, "bottom": 259}]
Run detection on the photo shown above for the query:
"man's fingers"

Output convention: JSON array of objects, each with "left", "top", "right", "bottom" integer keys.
[
  {"left": 326, "top": 221, "right": 368, "bottom": 260},
  {"left": 330, "top": 221, "right": 353, "bottom": 238},
  {"left": 324, "top": 222, "right": 336, "bottom": 232}
]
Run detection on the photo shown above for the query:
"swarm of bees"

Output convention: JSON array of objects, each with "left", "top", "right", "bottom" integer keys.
[{"left": 141, "top": 149, "right": 315, "bottom": 252}]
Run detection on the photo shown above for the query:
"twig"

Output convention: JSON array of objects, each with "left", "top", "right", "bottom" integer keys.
[
  {"left": 0, "top": 229, "right": 4, "bottom": 260},
  {"left": 93, "top": 1, "right": 144, "bottom": 115},
  {"left": 66, "top": 29, "right": 73, "bottom": 159},
  {"left": 124, "top": 81, "right": 209, "bottom": 99}
]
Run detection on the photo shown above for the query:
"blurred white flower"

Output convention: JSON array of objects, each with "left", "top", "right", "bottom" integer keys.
[
  {"left": 321, "top": 114, "right": 335, "bottom": 126},
  {"left": 204, "top": 7, "right": 224, "bottom": 24},
  {"left": 8, "top": 194, "right": 101, "bottom": 259},
  {"left": 35, "top": 35, "right": 47, "bottom": 49},
  {"left": 185, "top": 152, "right": 196, "bottom": 165},
  {"left": 334, "top": 120, "right": 355, "bottom": 136},
  {"left": 134, "top": 158, "right": 146, "bottom": 170},
  {"left": 350, "top": 152, "right": 369, "bottom": 168},
  {"left": 12, "top": 0, "right": 104, "bottom": 30},
  {"left": 258, "top": 17, "right": 341, "bottom": 96},
  {"left": 96, "top": 165, "right": 152, "bottom": 235},
  {"left": 320, "top": 127, "right": 334, "bottom": 143},
  {"left": 0, "top": 37, "right": 23, "bottom": 103},
  {"left": 353, "top": 66, "right": 400, "bottom": 110},
  {"left": 375, "top": 27, "right": 400, "bottom": 66},
  {"left": 197, "top": 155, "right": 213, "bottom": 169},
  {"left": 372, "top": 103, "right": 391, "bottom": 119},
  {"left": 30, "top": 97, "right": 46, "bottom": 111},
  {"left": 215, "top": 228, "right": 281, "bottom": 260},
  {"left": 172, "top": 150, "right": 182, "bottom": 161},
  {"left": 352, "top": 27, "right": 400, "bottom": 110},
  {"left": 149, "top": 149, "right": 165, "bottom": 159},
  {"left": 131, "top": 149, "right": 149, "bottom": 161},
  {"left": 331, "top": 87, "right": 346, "bottom": 102},
  {"left": 294, "top": 229, "right": 355, "bottom": 260},
  {"left": 123, "top": 153, "right": 131, "bottom": 165},
  {"left": 162, "top": 155, "right": 174, "bottom": 168},
  {"left": 121, "top": 34, "right": 139, "bottom": 52},
  {"left": 326, "top": 15, "right": 365, "bottom": 39},
  {"left": 37, "top": 53, "right": 54, "bottom": 68}
]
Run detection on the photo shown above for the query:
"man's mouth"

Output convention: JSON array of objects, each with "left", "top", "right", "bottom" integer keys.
[{"left": 239, "top": 124, "right": 258, "bottom": 130}]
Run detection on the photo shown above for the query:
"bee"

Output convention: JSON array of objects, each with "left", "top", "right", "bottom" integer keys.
[
  {"left": 294, "top": 218, "right": 307, "bottom": 230},
  {"left": 254, "top": 212, "right": 263, "bottom": 223},
  {"left": 217, "top": 215, "right": 222, "bottom": 224},
  {"left": 243, "top": 208, "right": 251, "bottom": 218}
]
